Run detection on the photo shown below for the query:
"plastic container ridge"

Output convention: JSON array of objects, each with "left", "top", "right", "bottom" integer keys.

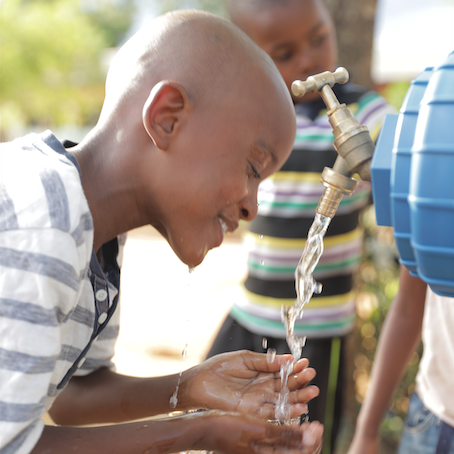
[{"left": 371, "top": 51, "right": 454, "bottom": 297}]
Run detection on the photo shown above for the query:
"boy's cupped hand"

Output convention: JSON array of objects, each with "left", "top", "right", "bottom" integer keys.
[
  {"left": 186, "top": 410, "right": 323, "bottom": 454},
  {"left": 178, "top": 350, "right": 319, "bottom": 420}
]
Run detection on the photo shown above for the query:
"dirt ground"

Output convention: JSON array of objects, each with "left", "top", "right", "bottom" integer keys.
[{"left": 112, "top": 225, "right": 248, "bottom": 378}]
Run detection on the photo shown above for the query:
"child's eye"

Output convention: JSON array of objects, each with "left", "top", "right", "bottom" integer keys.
[
  {"left": 273, "top": 50, "right": 293, "bottom": 63},
  {"left": 248, "top": 161, "right": 261, "bottom": 179},
  {"left": 311, "top": 34, "right": 327, "bottom": 48}
]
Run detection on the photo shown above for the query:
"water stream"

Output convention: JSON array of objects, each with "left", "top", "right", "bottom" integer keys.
[{"left": 275, "top": 213, "right": 331, "bottom": 422}]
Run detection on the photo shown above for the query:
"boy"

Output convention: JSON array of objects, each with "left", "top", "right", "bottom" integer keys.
[
  {"left": 206, "top": 0, "right": 393, "bottom": 451},
  {"left": 348, "top": 268, "right": 454, "bottom": 454},
  {"left": 0, "top": 10, "right": 325, "bottom": 454}
]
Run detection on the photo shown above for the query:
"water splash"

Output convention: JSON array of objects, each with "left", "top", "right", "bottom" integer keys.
[
  {"left": 169, "top": 343, "right": 188, "bottom": 409},
  {"left": 274, "top": 359, "right": 293, "bottom": 421},
  {"left": 285, "top": 213, "right": 330, "bottom": 360},
  {"left": 276, "top": 213, "right": 331, "bottom": 422},
  {"left": 266, "top": 347, "right": 276, "bottom": 363},
  {"left": 262, "top": 338, "right": 268, "bottom": 349}
]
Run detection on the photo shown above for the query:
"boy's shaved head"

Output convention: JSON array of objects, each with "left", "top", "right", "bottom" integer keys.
[
  {"left": 76, "top": 9, "right": 296, "bottom": 266},
  {"left": 100, "top": 9, "right": 282, "bottom": 120}
]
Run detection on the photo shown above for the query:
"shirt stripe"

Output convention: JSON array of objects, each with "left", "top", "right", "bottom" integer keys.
[
  {"left": 0, "top": 131, "right": 120, "bottom": 453},
  {"left": 230, "top": 84, "right": 393, "bottom": 338}
]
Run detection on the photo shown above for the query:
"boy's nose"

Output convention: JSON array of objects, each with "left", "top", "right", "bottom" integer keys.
[{"left": 240, "top": 194, "right": 258, "bottom": 221}]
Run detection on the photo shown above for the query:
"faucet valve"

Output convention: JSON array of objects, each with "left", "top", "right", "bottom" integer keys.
[
  {"left": 291, "top": 67, "right": 349, "bottom": 99},
  {"left": 292, "top": 68, "right": 375, "bottom": 218}
]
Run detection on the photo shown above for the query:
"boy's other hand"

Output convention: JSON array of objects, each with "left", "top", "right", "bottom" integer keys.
[
  {"left": 179, "top": 350, "right": 319, "bottom": 420},
  {"left": 192, "top": 410, "right": 323, "bottom": 454}
]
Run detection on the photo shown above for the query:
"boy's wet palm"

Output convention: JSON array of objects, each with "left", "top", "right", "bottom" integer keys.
[{"left": 181, "top": 351, "right": 318, "bottom": 420}]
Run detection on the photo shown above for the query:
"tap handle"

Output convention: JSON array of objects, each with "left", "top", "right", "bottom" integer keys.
[{"left": 291, "top": 67, "right": 349, "bottom": 98}]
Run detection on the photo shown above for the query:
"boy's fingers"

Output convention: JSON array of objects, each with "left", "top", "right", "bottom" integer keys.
[
  {"left": 255, "top": 402, "right": 309, "bottom": 420},
  {"left": 300, "top": 421, "right": 324, "bottom": 452},
  {"left": 287, "top": 366, "right": 316, "bottom": 389},
  {"left": 253, "top": 422, "right": 324, "bottom": 454},
  {"left": 292, "top": 357, "right": 311, "bottom": 373},
  {"left": 246, "top": 351, "right": 294, "bottom": 373}
]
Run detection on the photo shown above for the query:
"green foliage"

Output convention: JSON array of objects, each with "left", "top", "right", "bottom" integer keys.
[
  {"left": 80, "top": 0, "right": 135, "bottom": 47},
  {"left": 0, "top": 0, "right": 134, "bottom": 132},
  {"left": 352, "top": 206, "right": 423, "bottom": 450},
  {"left": 379, "top": 82, "right": 411, "bottom": 111}
]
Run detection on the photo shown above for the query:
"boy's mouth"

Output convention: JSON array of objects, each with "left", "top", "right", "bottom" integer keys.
[{"left": 219, "top": 217, "right": 228, "bottom": 234}]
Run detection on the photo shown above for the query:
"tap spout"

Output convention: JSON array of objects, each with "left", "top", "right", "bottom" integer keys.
[
  {"left": 292, "top": 68, "right": 375, "bottom": 218},
  {"left": 292, "top": 67, "right": 375, "bottom": 183}
]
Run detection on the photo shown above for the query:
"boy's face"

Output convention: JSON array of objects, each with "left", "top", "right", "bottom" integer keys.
[
  {"left": 234, "top": 0, "right": 338, "bottom": 103},
  {"left": 152, "top": 82, "right": 295, "bottom": 268}
]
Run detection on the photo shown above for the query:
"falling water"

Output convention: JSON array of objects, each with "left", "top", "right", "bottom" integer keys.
[
  {"left": 170, "top": 266, "right": 195, "bottom": 408},
  {"left": 275, "top": 213, "right": 331, "bottom": 422},
  {"left": 169, "top": 343, "right": 188, "bottom": 409}
]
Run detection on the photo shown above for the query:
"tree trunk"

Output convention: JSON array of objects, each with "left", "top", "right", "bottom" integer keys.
[{"left": 324, "top": 0, "right": 378, "bottom": 89}]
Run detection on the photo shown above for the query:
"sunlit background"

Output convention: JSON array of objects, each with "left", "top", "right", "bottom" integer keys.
[{"left": 1, "top": 0, "right": 453, "bottom": 452}]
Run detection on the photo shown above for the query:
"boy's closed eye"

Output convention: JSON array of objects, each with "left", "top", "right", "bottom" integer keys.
[{"left": 248, "top": 160, "right": 261, "bottom": 179}]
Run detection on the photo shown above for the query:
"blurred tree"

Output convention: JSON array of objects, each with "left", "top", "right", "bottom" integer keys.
[
  {"left": 153, "top": 0, "right": 376, "bottom": 87},
  {"left": 0, "top": 0, "right": 134, "bottom": 136},
  {"left": 324, "top": 0, "right": 377, "bottom": 89}
]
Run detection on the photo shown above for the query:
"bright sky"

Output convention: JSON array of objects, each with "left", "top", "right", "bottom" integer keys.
[{"left": 373, "top": 0, "right": 454, "bottom": 82}]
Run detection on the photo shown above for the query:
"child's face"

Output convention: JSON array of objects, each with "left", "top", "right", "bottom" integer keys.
[
  {"left": 153, "top": 82, "right": 295, "bottom": 268},
  {"left": 235, "top": 0, "right": 338, "bottom": 103}
]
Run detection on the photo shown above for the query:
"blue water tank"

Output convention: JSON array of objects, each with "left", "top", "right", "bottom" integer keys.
[
  {"left": 391, "top": 68, "right": 433, "bottom": 274},
  {"left": 371, "top": 51, "right": 454, "bottom": 297}
]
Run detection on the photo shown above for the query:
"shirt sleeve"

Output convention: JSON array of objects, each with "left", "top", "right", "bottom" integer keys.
[{"left": 0, "top": 227, "right": 84, "bottom": 454}]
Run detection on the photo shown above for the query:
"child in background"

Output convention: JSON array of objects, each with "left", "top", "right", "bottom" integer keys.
[
  {"left": 0, "top": 10, "right": 324, "bottom": 454},
  {"left": 348, "top": 267, "right": 454, "bottom": 454},
  {"left": 206, "top": 0, "right": 393, "bottom": 452}
]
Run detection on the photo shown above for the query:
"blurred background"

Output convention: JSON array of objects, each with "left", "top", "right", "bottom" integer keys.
[{"left": 1, "top": 0, "right": 453, "bottom": 452}]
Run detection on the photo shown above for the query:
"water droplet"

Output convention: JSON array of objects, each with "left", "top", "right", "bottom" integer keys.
[
  {"left": 260, "top": 260, "right": 265, "bottom": 266},
  {"left": 259, "top": 234, "right": 263, "bottom": 239},
  {"left": 136, "top": 424, "right": 149, "bottom": 430},
  {"left": 266, "top": 348, "right": 276, "bottom": 363},
  {"left": 314, "top": 281, "right": 323, "bottom": 294},
  {"left": 188, "top": 267, "right": 195, "bottom": 274},
  {"left": 169, "top": 391, "right": 178, "bottom": 408},
  {"left": 262, "top": 338, "right": 268, "bottom": 349}
]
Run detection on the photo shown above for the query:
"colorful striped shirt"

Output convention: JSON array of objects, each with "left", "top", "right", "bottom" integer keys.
[
  {"left": 0, "top": 131, "right": 121, "bottom": 454},
  {"left": 231, "top": 83, "right": 394, "bottom": 339}
]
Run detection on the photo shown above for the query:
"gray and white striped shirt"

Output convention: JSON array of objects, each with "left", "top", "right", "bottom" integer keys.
[{"left": 0, "top": 131, "right": 120, "bottom": 454}]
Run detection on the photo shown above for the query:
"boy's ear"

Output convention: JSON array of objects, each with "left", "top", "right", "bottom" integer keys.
[{"left": 142, "top": 81, "right": 189, "bottom": 150}]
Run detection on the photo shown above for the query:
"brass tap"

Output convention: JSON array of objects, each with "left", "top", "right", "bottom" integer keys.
[{"left": 292, "top": 68, "right": 374, "bottom": 218}]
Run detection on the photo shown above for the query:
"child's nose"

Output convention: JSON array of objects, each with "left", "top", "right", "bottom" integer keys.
[
  {"left": 240, "top": 194, "right": 258, "bottom": 221},
  {"left": 297, "top": 49, "right": 317, "bottom": 75}
]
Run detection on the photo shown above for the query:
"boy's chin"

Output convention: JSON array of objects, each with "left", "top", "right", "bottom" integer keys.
[{"left": 174, "top": 244, "right": 208, "bottom": 269}]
